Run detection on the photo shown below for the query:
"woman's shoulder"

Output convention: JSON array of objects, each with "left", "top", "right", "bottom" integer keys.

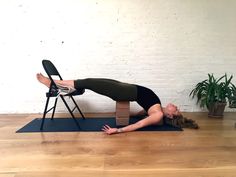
[{"left": 148, "top": 104, "right": 162, "bottom": 115}]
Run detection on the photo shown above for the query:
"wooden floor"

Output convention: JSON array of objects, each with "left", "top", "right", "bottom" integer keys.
[{"left": 0, "top": 112, "right": 236, "bottom": 177}]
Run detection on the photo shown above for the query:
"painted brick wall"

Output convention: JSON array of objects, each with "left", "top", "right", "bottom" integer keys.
[{"left": 0, "top": 0, "right": 235, "bottom": 113}]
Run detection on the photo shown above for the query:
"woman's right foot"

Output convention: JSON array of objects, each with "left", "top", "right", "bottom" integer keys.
[{"left": 36, "top": 73, "right": 51, "bottom": 88}]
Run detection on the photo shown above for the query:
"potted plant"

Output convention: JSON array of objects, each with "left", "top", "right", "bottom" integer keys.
[
  {"left": 229, "top": 84, "right": 236, "bottom": 108},
  {"left": 189, "top": 73, "right": 236, "bottom": 118}
]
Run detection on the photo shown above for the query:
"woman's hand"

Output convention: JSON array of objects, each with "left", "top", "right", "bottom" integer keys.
[{"left": 102, "top": 125, "right": 118, "bottom": 135}]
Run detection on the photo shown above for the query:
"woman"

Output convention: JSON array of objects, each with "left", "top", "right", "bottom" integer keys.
[{"left": 36, "top": 73, "right": 181, "bottom": 135}]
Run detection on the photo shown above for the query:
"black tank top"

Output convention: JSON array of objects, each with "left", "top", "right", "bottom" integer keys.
[{"left": 135, "top": 85, "right": 161, "bottom": 112}]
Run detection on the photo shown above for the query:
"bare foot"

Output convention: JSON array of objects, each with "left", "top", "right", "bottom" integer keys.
[{"left": 36, "top": 73, "right": 51, "bottom": 88}]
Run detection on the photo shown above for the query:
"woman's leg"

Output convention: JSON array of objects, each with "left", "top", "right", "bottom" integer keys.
[
  {"left": 36, "top": 73, "right": 75, "bottom": 88},
  {"left": 74, "top": 78, "right": 137, "bottom": 101},
  {"left": 37, "top": 74, "right": 138, "bottom": 101}
]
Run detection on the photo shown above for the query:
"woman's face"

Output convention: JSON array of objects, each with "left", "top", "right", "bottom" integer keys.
[{"left": 166, "top": 103, "right": 181, "bottom": 118}]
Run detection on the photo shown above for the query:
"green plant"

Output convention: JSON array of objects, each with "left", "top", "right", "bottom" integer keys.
[
  {"left": 190, "top": 73, "right": 236, "bottom": 109},
  {"left": 217, "top": 73, "right": 233, "bottom": 102},
  {"left": 229, "top": 84, "right": 236, "bottom": 108}
]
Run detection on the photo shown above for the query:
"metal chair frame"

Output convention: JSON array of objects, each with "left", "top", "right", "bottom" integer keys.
[{"left": 40, "top": 60, "right": 85, "bottom": 130}]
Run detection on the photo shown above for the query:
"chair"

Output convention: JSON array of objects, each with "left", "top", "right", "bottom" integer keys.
[{"left": 40, "top": 60, "right": 85, "bottom": 130}]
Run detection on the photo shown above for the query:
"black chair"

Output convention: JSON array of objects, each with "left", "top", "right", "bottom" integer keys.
[{"left": 40, "top": 60, "right": 85, "bottom": 130}]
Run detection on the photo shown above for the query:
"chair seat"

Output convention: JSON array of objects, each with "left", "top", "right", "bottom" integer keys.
[{"left": 46, "top": 88, "right": 85, "bottom": 97}]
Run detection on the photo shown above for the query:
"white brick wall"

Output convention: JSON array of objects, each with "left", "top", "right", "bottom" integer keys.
[{"left": 0, "top": 0, "right": 235, "bottom": 113}]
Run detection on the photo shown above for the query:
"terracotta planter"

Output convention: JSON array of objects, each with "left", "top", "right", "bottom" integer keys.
[{"left": 208, "top": 102, "right": 227, "bottom": 118}]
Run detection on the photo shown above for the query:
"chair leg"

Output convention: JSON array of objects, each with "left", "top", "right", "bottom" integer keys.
[
  {"left": 51, "top": 98, "right": 58, "bottom": 120},
  {"left": 40, "top": 97, "right": 50, "bottom": 130},
  {"left": 70, "top": 96, "right": 86, "bottom": 119},
  {"left": 60, "top": 96, "right": 81, "bottom": 130}
]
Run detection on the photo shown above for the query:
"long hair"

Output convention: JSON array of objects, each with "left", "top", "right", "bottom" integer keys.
[{"left": 164, "top": 114, "right": 199, "bottom": 129}]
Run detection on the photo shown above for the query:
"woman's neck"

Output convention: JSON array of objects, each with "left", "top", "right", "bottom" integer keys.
[{"left": 161, "top": 107, "right": 168, "bottom": 117}]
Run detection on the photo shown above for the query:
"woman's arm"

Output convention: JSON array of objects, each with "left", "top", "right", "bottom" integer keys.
[{"left": 102, "top": 111, "right": 163, "bottom": 135}]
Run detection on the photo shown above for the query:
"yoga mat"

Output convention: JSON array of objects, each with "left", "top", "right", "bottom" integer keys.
[{"left": 16, "top": 117, "right": 182, "bottom": 133}]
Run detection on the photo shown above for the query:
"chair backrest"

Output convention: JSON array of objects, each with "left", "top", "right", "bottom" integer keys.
[
  {"left": 42, "top": 60, "right": 63, "bottom": 80},
  {"left": 42, "top": 59, "right": 85, "bottom": 96}
]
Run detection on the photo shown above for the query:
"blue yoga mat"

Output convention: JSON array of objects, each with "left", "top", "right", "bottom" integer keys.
[{"left": 16, "top": 117, "right": 182, "bottom": 133}]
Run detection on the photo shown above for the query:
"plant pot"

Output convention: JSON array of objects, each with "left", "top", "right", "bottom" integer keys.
[{"left": 208, "top": 102, "right": 227, "bottom": 118}]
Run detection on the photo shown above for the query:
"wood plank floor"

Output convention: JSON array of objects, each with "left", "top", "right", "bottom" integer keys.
[{"left": 0, "top": 112, "right": 236, "bottom": 177}]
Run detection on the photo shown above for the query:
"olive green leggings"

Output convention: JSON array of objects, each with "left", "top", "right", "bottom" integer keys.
[{"left": 74, "top": 78, "right": 137, "bottom": 101}]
